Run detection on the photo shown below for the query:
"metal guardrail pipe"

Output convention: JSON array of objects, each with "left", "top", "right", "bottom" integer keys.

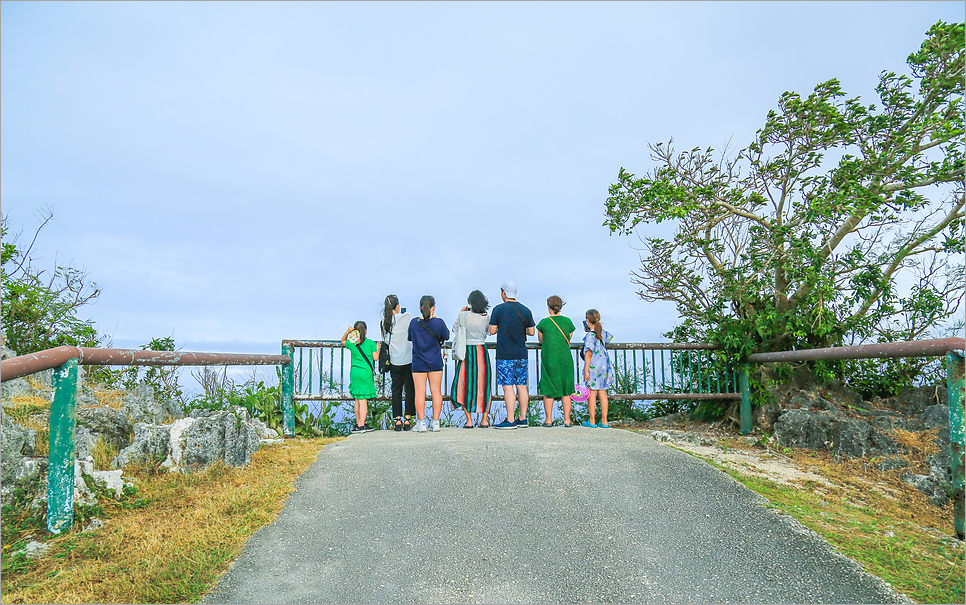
[
  {"left": 744, "top": 338, "right": 965, "bottom": 364},
  {"left": 1, "top": 346, "right": 291, "bottom": 382}
]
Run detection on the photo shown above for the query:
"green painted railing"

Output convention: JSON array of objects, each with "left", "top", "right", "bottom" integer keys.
[
  {"left": 0, "top": 346, "right": 293, "bottom": 534},
  {"left": 282, "top": 339, "right": 740, "bottom": 407}
]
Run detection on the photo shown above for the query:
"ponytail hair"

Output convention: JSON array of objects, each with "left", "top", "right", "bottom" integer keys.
[
  {"left": 353, "top": 320, "right": 368, "bottom": 343},
  {"left": 586, "top": 309, "right": 602, "bottom": 341},
  {"left": 382, "top": 294, "right": 398, "bottom": 335},
  {"left": 419, "top": 295, "right": 435, "bottom": 321},
  {"left": 547, "top": 295, "right": 564, "bottom": 314}
]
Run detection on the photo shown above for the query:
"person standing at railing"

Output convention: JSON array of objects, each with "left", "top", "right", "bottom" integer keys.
[
  {"left": 581, "top": 309, "right": 614, "bottom": 428},
  {"left": 341, "top": 321, "right": 379, "bottom": 434},
  {"left": 381, "top": 294, "right": 415, "bottom": 431},
  {"left": 408, "top": 295, "right": 450, "bottom": 433},
  {"left": 536, "top": 295, "right": 576, "bottom": 427},
  {"left": 489, "top": 281, "right": 536, "bottom": 429},
  {"left": 451, "top": 290, "right": 493, "bottom": 428}
]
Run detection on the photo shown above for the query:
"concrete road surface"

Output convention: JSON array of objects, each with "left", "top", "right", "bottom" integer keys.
[{"left": 203, "top": 425, "right": 909, "bottom": 604}]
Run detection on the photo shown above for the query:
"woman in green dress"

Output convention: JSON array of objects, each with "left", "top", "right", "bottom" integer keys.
[
  {"left": 535, "top": 295, "right": 576, "bottom": 427},
  {"left": 341, "top": 320, "right": 379, "bottom": 433}
]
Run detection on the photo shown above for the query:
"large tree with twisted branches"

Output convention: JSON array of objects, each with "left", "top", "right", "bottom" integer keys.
[{"left": 605, "top": 22, "right": 964, "bottom": 366}]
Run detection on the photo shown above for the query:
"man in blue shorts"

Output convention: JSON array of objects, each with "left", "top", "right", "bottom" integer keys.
[{"left": 488, "top": 281, "right": 535, "bottom": 429}]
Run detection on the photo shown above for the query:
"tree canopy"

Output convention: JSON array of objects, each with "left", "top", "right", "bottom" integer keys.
[{"left": 605, "top": 21, "right": 964, "bottom": 363}]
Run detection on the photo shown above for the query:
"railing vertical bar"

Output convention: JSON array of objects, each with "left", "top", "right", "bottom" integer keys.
[
  {"left": 46, "top": 358, "right": 78, "bottom": 534},
  {"left": 329, "top": 346, "right": 335, "bottom": 391},
  {"left": 622, "top": 350, "right": 628, "bottom": 392},
  {"left": 739, "top": 364, "right": 752, "bottom": 435},
  {"left": 319, "top": 347, "right": 324, "bottom": 394},
  {"left": 716, "top": 353, "right": 721, "bottom": 394},
  {"left": 947, "top": 352, "right": 965, "bottom": 540},
  {"left": 660, "top": 350, "right": 666, "bottom": 392},
  {"left": 298, "top": 348, "right": 304, "bottom": 394},
  {"left": 281, "top": 344, "right": 295, "bottom": 437},
  {"left": 670, "top": 350, "right": 675, "bottom": 392},
  {"left": 651, "top": 349, "right": 656, "bottom": 393},
  {"left": 340, "top": 348, "right": 345, "bottom": 396},
  {"left": 307, "top": 348, "right": 313, "bottom": 396},
  {"left": 633, "top": 349, "right": 639, "bottom": 394}
]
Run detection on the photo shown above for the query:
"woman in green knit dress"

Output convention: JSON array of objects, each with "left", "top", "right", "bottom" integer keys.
[
  {"left": 341, "top": 320, "right": 379, "bottom": 433},
  {"left": 536, "top": 295, "right": 576, "bottom": 427}
]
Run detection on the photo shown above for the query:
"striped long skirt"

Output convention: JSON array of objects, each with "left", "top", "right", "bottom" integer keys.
[{"left": 451, "top": 344, "right": 492, "bottom": 415}]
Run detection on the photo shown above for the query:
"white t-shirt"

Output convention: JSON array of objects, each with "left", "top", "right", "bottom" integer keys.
[{"left": 385, "top": 312, "right": 413, "bottom": 365}]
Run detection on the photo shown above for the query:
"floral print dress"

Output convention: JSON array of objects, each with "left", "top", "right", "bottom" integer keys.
[{"left": 582, "top": 329, "right": 615, "bottom": 390}]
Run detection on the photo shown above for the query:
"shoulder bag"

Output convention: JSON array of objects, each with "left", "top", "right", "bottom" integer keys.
[{"left": 378, "top": 323, "right": 392, "bottom": 374}]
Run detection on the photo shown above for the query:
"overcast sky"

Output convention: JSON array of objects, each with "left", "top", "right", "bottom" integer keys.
[{"left": 2, "top": 2, "right": 962, "bottom": 369}]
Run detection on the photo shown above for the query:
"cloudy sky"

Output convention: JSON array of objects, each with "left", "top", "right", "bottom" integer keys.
[{"left": 2, "top": 2, "right": 961, "bottom": 373}]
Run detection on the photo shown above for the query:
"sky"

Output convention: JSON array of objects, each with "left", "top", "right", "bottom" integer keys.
[{"left": 2, "top": 1, "right": 963, "bottom": 391}]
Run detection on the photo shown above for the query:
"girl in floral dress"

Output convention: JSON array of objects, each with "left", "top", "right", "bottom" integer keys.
[{"left": 581, "top": 309, "right": 614, "bottom": 428}]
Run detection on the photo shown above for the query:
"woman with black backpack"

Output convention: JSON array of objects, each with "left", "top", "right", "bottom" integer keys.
[{"left": 407, "top": 295, "right": 450, "bottom": 433}]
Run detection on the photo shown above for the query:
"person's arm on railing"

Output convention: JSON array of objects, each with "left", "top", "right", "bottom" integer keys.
[{"left": 340, "top": 327, "right": 352, "bottom": 346}]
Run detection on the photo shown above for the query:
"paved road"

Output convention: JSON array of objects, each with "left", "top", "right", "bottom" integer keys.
[{"left": 203, "top": 426, "right": 909, "bottom": 604}]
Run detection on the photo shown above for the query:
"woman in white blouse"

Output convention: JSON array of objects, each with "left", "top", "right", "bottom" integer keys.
[{"left": 450, "top": 290, "right": 492, "bottom": 428}]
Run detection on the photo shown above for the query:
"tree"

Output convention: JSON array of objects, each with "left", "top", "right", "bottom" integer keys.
[
  {"left": 604, "top": 22, "right": 964, "bottom": 365},
  {"left": 1, "top": 209, "right": 103, "bottom": 355}
]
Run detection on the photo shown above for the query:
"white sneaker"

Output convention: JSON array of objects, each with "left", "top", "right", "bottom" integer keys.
[
  {"left": 429, "top": 419, "right": 441, "bottom": 432},
  {"left": 413, "top": 419, "right": 427, "bottom": 433}
]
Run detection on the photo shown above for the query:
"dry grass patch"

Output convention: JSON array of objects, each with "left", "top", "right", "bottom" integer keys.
[
  {"left": 1, "top": 437, "right": 342, "bottom": 604},
  {"left": 693, "top": 435, "right": 964, "bottom": 604}
]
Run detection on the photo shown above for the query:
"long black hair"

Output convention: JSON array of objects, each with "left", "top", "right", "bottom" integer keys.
[
  {"left": 382, "top": 294, "right": 398, "bottom": 336},
  {"left": 467, "top": 290, "right": 489, "bottom": 314},
  {"left": 419, "top": 295, "right": 435, "bottom": 320},
  {"left": 354, "top": 320, "right": 368, "bottom": 343}
]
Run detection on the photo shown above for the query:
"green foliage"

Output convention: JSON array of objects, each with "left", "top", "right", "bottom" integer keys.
[
  {"left": 1, "top": 210, "right": 102, "bottom": 355},
  {"left": 605, "top": 22, "right": 965, "bottom": 405},
  {"left": 116, "top": 337, "right": 184, "bottom": 404}
]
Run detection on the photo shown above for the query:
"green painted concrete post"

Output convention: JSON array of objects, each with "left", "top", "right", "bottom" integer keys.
[
  {"left": 739, "top": 364, "right": 753, "bottom": 435},
  {"left": 947, "top": 352, "right": 964, "bottom": 540},
  {"left": 282, "top": 344, "right": 295, "bottom": 437},
  {"left": 47, "top": 358, "right": 78, "bottom": 534}
]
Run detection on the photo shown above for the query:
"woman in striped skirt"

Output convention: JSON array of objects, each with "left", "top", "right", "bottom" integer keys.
[{"left": 451, "top": 290, "right": 493, "bottom": 428}]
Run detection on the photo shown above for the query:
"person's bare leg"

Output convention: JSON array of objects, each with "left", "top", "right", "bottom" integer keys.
[
  {"left": 502, "top": 385, "right": 516, "bottom": 424},
  {"left": 429, "top": 371, "right": 443, "bottom": 420},
  {"left": 413, "top": 372, "right": 427, "bottom": 420},
  {"left": 587, "top": 390, "right": 597, "bottom": 425},
  {"left": 543, "top": 396, "right": 553, "bottom": 424},
  {"left": 518, "top": 384, "right": 529, "bottom": 422},
  {"left": 600, "top": 391, "right": 609, "bottom": 426},
  {"left": 562, "top": 395, "right": 572, "bottom": 425}
]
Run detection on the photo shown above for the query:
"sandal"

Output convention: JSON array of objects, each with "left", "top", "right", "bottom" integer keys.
[
  {"left": 463, "top": 424, "right": 474, "bottom": 429},
  {"left": 541, "top": 422, "right": 553, "bottom": 428},
  {"left": 402, "top": 417, "right": 412, "bottom": 431},
  {"left": 394, "top": 417, "right": 403, "bottom": 432}
]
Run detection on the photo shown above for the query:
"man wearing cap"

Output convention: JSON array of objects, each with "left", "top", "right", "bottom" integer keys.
[{"left": 488, "top": 281, "right": 536, "bottom": 429}]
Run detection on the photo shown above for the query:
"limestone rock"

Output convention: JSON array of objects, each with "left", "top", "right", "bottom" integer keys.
[
  {"left": 918, "top": 404, "right": 949, "bottom": 430},
  {"left": 121, "top": 384, "right": 184, "bottom": 425},
  {"left": 111, "top": 423, "right": 172, "bottom": 470},
  {"left": 878, "top": 384, "right": 947, "bottom": 417},
  {"left": 774, "top": 409, "right": 835, "bottom": 451},
  {"left": 179, "top": 408, "right": 261, "bottom": 470},
  {"left": 2, "top": 377, "right": 35, "bottom": 401},
  {"left": 903, "top": 473, "right": 949, "bottom": 506},
  {"left": 76, "top": 407, "right": 133, "bottom": 453}
]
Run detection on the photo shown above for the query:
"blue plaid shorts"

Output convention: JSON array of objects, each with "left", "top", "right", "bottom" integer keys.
[{"left": 496, "top": 359, "right": 528, "bottom": 386}]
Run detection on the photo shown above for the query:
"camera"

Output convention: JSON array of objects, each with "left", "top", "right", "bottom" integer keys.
[
  {"left": 400, "top": 307, "right": 407, "bottom": 314},
  {"left": 583, "top": 320, "right": 590, "bottom": 331}
]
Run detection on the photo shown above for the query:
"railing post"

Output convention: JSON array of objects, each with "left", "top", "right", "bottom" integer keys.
[
  {"left": 947, "top": 352, "right": 964, "bottom": 540},
  {"left": 47, "top": 358, "right": 78, "bottom": 534},
  {"left": 739, "top": 364, "right": 753, "bottom": 435},
  {"left": 282, "top": 344, "right": 295, "bottom": 437}
]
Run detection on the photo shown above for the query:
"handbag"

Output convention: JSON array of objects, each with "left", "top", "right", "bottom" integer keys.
[
  {"left": 378, "top": 341, "right": 391, "bottom": 373},
  {"left": 379, "top": 322, "right": 392, "bottom": 374},
  {"left": 453, "top": 312, "right": 468, "bottom": 361}
]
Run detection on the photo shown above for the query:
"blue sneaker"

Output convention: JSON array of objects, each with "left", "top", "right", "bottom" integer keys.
[
  {"left": 514, "top": 418, "right": 528, "bottom": 428},
  {"left": 494, "top": 420, "right": 517, "bottom": 430},
  {"left": 581, "top": 421, "right": 597, "bottom": 428}
]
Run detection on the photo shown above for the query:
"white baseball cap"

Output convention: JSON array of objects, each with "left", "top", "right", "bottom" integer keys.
[{"left": 501, "top": 281, "right": 518, "bottom": 298}]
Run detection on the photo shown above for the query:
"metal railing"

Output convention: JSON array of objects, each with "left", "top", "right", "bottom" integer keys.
[
  {"left": 281, "top": 339, "right": 741, "bottom": 406},
  {"left": 0, "top": 346, "right": 293, "bottom": 535}
]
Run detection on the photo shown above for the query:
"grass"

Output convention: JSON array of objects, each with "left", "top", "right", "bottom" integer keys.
[
  {"left": 681, "top": 437, "right": 965, "bottom": 605},
  {"left": 1, "top": 437, "right": 341, "bottom": 604}
]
